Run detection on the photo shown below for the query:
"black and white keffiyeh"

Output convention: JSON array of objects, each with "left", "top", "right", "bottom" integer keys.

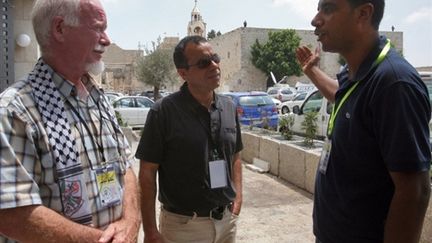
[{"left": 29, "top": 59, "right": 92, "bottom": 225}]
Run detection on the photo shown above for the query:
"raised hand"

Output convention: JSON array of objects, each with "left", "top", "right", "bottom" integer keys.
[{"left": 296, "top": 45, "right": 321, "bottom": 73}]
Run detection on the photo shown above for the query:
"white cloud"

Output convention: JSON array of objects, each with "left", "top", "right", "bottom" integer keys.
[
  {"left": 404, "top": 7, "right": 432, "bottom": 24},
  {"left": 272, "top": 0, "right": 317, "bottom": 21}
]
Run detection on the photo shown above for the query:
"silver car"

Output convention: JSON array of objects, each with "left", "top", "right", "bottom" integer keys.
[
  {"left": 267, "top": 86, "right": 296, "bottom": 102},
  {"left": 112, "top": 96, "right": 154, "bottom": 129}
]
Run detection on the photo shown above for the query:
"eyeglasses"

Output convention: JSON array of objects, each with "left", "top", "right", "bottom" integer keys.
[{"left": 187, "top": 53, "right": 220, "bottom": 69}]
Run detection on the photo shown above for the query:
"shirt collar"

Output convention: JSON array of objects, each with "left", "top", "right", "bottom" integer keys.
[
  {"left": 180, "top": 82, "right": 220, "bottom": 111},
  {"left": 44, "top": 60, "right": 103, "bottom": 103}
]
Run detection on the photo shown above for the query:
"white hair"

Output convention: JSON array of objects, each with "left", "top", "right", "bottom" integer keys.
[{"left": 31, "top": 0, "right": 81, "bottom": 52}]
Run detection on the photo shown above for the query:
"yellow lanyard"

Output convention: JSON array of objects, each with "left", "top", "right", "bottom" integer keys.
[{"left": 327, "top": 39, "right": 392, "bottom": 137}]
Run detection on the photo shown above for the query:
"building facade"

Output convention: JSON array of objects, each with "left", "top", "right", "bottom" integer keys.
[
  {"left": 3, "top": 0, "right": 416, "bottom": 96},
  {"left": 1, "top": 0, "right": 38, "bottom": 92},
  {"left": 101, "top": 43, "right": 145, "bottom": 94},
  {"left": 210, "top": 27, "right": 403, "bottom": 92}
]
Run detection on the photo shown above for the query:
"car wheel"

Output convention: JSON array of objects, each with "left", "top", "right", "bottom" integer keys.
[{"left": 281, "top": 106, "right": 290, "bottom": 114}]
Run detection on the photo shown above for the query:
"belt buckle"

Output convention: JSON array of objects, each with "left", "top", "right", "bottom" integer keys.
[{"left": 210, "top": 206, "right": 224, "bottom": 220}]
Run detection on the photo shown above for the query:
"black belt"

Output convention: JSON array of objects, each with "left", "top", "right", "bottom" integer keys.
[{"left": 163, "top": 204, "right": 231, "bottom": 220}]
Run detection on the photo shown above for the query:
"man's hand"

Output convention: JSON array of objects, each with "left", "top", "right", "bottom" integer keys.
[
  {"left": 98, "top": 168, "right": 140, "bottom": 243},
  {"left": 296, "top": 45, "right": 321, "bottom": 73},
  {"left": 231, "top": 199, "right": 242, "bottom": 216},
  {"left": 98, "top": 217, "right": 140, "bottom": 243},
  {"left": 295, "top": 45, "right": 338, "bottom": 102}
]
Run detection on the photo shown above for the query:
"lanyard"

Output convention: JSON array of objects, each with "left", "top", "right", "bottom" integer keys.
[
  {"left": 67, "top": 98, "right": 107, "bottom": 164},
  {"left": 327, "top": 39, "right": 391, "bottom": 137}
]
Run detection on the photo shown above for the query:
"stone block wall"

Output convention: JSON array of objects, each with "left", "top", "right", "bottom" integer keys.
[
  {"left": 279, "top": 142, "right": 306, "bottom": 189},
  {"left": 241, "top": 131, "right": 319, "bottom": 194},
  {"left": 210, "top": 27, "right": 403, "bottom": 92},
  {"left": 13, "top": 0, "right": 38, "bottom": 80},
  {"left": 259, "top": 136, "right": 281, "bottom": 176},
  {"left": 241, "top": 132, "right": 260, "bottom": 164}
]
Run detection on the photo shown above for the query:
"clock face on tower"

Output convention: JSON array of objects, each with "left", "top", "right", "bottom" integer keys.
[{"left": 194, "top": 26, "right": 202, "bottom": 34}]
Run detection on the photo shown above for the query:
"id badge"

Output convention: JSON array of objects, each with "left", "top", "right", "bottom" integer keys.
[
  {"left": 209, "top": 160, "right": 228, "bottom": 189},
  {"left": 95, "top": 164, "right": 121, "bottom": 208},
  {"left": 318, "top": 138, "right": 332, "bottom": 174}
]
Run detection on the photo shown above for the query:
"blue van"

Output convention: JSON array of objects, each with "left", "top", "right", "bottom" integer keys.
[{"left": 222, "top": 91, "right": 279, "bottom": 129}]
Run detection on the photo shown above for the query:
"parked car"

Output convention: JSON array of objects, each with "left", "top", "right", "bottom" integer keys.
[
  {"left": 279, "top": 89, "right": 317, "bottom": 114},
  {"left": 141, "top": 90, "right": 171, "bottom": 100},
  {"left": 267, "top": 86, "right": 297, "bottom": 102},
  {"left": 222, "top": 91, "right": 279, "bottom": 130},
  {"left": 105, "top": 91, "right": 123, "bottom": 103},
  {"left": 281, "top": 90, "right": 333, "bottom": 139},
  {"left": 112, "top": 96, "right": 154, "bottom": 129},
  {"left": 272, "top": 98, "right": 281, "bottom": 113}
]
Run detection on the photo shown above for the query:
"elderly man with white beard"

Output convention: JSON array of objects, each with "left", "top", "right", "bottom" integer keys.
[{"left": 0, "top": 0, "right": 140, "bottom": 242}]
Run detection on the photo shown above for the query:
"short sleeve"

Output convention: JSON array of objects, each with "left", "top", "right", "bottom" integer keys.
[
  {"left": 135, "top": 108, "right": 164, "bottom": 164},
  {"left": 373, "top": 81, "right": 431, "bottom": 171},
  {"left": 0, "top": 107, "right": 42, "bottom": 209}
]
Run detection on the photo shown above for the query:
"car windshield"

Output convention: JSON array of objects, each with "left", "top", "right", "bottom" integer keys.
[
  {"left": 303, "top": 92, "right": 323, "bottom": 113},
  {"left": 239, "top": 95, "right": 274, "bottom": 106},
  {"left": 136, "top": 98, "right": 154, "bottom": 108},
  {"left": 293, "top": 92, "right": 307, "bottom": 101}
]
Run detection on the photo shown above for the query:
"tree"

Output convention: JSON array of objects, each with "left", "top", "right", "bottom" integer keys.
[
  {"left": 207, "top": 29, "right": 216, "bottom": 40},
  {"left": 251, "top": 29, "right": 302, "bottom": 85},
  {"left": 207, "top": 29, "right": 222, "bottom": 40},
  {"left": 135, "top": 38, "right": 176, "bottom": 100}
]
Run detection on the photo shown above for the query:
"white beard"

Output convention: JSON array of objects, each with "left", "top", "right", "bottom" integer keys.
[{"left": 86, "top": 60, "right": 105, "bottom": 76}]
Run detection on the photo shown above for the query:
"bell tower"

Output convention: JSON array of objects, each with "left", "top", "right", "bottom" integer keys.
[{"left": 187, "top": 0, "right": 206, "bottom": 37}]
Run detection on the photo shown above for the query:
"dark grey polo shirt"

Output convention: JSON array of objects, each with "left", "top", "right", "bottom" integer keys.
[{"left": 135, "top": 82, "right": 243, "bottom": 211}]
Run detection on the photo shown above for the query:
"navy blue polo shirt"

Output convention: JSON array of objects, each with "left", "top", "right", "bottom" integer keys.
[
  {"left": 313, "top": 36, "right": 431, "bottom": 243},
  {"left": 135, "top": 82, "right": 243, "bottom": 211}
]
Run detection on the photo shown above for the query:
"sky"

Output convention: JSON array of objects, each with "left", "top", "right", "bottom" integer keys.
[{"left": 101, "top": 0, "right": 432, "bottom": 68}]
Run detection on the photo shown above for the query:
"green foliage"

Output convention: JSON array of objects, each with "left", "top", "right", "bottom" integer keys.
[
  {"left": 207, "top": 30, "right": 222, "bottom": 40},
  {"left": 136, "top": 38, "right": 176, "bottom": 100},
  {"left": 250, "top": 29, "right": 302, "bottom": 82},
  {"left": 301, "top": 111, "right": 318, "bottom": 147},
  {"left": 207, "top": 29, "right": 216, "bottom": 40},
  {"left": 279, "top": 115, "right": 295, "bottom": 140},
  {"left": 115, "top": 111, "right": 127, "bottom": 127}
]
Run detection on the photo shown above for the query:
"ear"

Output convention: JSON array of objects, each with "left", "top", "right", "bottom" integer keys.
[
  {"left": 177, "top": 69, "right": 188, "bottom": 81},
  {"left": 356, "top": 3, "right": 374, "bottom": 25},
  {"left": 51, "top": 16, "right": 67, "bottom": 42}
]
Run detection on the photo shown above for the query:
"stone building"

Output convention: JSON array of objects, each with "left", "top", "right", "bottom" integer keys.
[
  {"left": 2, "top": 0, "right": 420, "bottom": 95},
  {"left": 100, "top": 43, "right": 145, "bottom": 94},
  {"left": 1, "top": 0, "right": 38, "bottom": 92},
  {"left": 209, "top": 27, "right": 403, "bottom": 92}
]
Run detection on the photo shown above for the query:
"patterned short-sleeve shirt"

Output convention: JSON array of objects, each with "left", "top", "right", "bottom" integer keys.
[{"left": 0, "top": 65, "right": 134, "bottom": 242}]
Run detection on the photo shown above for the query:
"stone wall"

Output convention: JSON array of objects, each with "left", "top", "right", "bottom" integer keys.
[
  {"left": 210, "top": 27, "right": 403, "bottom": 92},
  {"left": 13, "top": 0, "right": 38, "bottom": 80},
  {"left": 241, "top": 131, "right": 320, "bottom": 194},
  {"left": 101, "top": 43, "right": 146, "bottom": 93}
]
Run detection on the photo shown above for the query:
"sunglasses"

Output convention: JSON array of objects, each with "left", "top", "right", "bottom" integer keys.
[{"left": 187, "top": 53, "right": 220, "bottom": 69}]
